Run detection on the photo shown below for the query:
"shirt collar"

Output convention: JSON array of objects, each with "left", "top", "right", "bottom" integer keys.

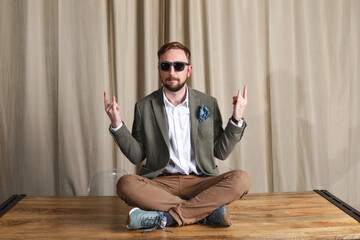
[{"left": 163, "top": 85, "right": 189, "bottom": 108}]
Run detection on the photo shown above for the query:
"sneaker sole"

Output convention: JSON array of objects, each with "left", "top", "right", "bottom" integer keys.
[
  {"left": 223, "top": 209, "right": 231, "bottom": 226},
  {"left": 126, "top": 207, "right": 140, "bottom": 229}
]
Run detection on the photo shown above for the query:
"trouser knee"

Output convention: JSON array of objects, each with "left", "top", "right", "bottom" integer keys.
[
  {"left": 116, "top": 174, "right": 138, "bottom": 199},
  {"left": 227, "top": 170, "right": 252, "bottom": 196}
]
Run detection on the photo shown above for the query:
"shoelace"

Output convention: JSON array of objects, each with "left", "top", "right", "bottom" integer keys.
[{"left": 140, "top": 214, "right": 173, "bottom": 233}]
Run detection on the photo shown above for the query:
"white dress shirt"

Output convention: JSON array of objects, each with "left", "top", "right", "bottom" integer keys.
[{"left": 162, "top": 88, "right": 201, "bottom": 175}]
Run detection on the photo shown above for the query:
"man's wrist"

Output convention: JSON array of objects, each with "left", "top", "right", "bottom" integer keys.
[
  {"left": 230, "top": 116, "right": 244, "bottom": 127},
  {"left": 110, "top": 122, "right": 123, "bottom": 132}
]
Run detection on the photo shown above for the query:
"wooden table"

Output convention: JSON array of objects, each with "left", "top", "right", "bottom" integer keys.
[{"left": 1, "top": 191, "right": 359, "bottom": 239}]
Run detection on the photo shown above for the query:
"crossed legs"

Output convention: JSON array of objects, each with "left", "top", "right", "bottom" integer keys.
[{"left": 117, "top": 170, "right": 251, "bottom": 226}]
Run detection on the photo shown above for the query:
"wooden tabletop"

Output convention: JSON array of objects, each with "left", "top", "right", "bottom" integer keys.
[{"left": 0, "top": 191, "right": 359, "bottom": 239}]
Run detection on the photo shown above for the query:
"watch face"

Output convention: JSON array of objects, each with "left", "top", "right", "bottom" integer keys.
[{"left": 231, "top": 116, "right": 244, "bottom": 126}]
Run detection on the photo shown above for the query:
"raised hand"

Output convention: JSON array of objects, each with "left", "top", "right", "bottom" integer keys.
[
  {"left": 232, "top": 85, "right": 248, "bottom": 120},
  {"left": 104, "top": 91, "right": 122, "bottom": 128}
]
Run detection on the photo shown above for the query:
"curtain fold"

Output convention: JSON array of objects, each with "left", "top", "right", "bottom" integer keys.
[
  {"left": 1, "top": 0, "right": 359, "bottom": 209},
  {"left": 1, "top": 0, "right": 59, "bottom": 196}
]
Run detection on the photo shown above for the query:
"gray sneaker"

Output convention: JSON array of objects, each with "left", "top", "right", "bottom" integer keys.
[
  {"left": 126, "top": 208, "right": 171, "bottom": 233},
  {"left": 198, "top": 205, "right": 231, "bottom": 227}
]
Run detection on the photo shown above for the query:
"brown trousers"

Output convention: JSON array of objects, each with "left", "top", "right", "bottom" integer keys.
[{"left": 116, "top": 170, "right": 251, "bottom": 226}]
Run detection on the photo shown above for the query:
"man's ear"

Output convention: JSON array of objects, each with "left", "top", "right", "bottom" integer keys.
[{"left": 187, "top": 65, "right": 193, "bottom": 77}]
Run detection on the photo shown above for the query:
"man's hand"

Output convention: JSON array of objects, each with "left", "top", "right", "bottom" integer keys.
[
  {"left": 104, "top": 91, "right": 122, "bottom": 128},
  {"left": 232, "top": 85, "right": 248, "bottom": 120}
]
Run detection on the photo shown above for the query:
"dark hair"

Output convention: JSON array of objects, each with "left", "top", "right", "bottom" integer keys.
[{"left": 157, "top": 42, "right": 191, "bottom": 62}]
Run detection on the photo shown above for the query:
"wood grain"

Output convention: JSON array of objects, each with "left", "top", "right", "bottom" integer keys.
[{"left": 0, "top": 191, "right": 359, "bottom": 239}]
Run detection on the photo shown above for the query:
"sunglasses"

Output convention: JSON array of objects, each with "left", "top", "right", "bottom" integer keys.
[{"left": 158, "top": 61, "right": 189, "bottom": 72}]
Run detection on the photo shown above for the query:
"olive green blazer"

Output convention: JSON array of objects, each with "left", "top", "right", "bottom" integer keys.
[{"left": 110, "top": 86, "right": 246, "bottom": 179}]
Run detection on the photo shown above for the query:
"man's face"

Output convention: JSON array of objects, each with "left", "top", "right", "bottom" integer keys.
[{"left": 158, "top": 49, "right": 192, "bottom": 92}]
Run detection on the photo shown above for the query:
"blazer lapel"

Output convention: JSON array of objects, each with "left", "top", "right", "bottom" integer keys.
[
  {"left": 189, "top": 87, "right": 200, "bottom": 151},
  {"left": 151, "top": 88, "right": 170, "bottom": 148},
  {"left": 151, "top": 86, "right": 199, "bottom": 153}
]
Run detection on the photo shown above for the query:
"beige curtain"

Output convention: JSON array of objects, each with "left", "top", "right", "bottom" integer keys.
[{"left": 1, "top": 0, "right": 359, "bottom": 210}]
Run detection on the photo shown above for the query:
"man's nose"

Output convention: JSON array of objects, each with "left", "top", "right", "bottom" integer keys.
[{"left": 169, "top": 66, "right": 176, "bottom": 76}]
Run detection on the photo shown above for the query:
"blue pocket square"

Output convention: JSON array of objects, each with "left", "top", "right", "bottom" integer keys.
[{"left": 198, "top": 104, "right": 210, "bottom": 122}]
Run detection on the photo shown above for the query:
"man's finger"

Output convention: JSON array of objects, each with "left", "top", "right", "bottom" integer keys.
[
  {"left": 237, "top": 89, "right": 241, "bottom": 99},
  {"left": 243, "top": 85, "right": 247, "bottom": 99},
  {"left": 104, "top": 91, "right": 109, "bottom": 108},
  {"left": 105, "top": 102, "right": 113, "bottom": 112},
  {"left": 112, "top": 96, "right": 118, "bottom": 111}
]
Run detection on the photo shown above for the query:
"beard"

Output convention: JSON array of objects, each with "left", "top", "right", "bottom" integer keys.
[{"left": 162, "top": 77, "right": 187, "bottom": 92}]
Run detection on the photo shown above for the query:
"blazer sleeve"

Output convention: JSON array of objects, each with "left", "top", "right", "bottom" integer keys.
[
  {"left": 213, "top": 99, "right": 246, "bottom": 160},
  {"left": 109, "top": 103, "right": 146, "bottom": 164}
]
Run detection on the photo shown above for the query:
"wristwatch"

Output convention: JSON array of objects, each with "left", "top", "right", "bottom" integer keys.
[{"left": 231, "top": 116, "right": 244, "bottom": 127}]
